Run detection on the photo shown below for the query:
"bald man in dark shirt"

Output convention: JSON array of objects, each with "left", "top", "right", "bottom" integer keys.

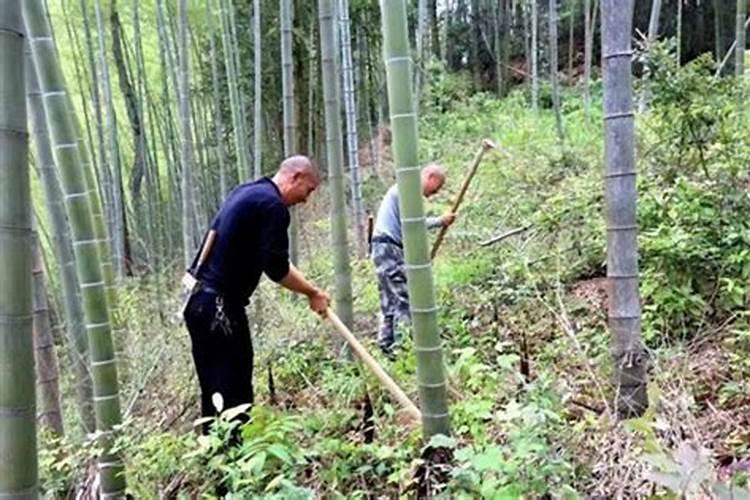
[{"left": 183, "top": 156, "right": 329, "bottom": 425}]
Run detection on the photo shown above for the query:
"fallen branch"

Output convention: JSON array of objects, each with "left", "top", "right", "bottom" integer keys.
[{"left": 479, "top": 225, "right": 532, "bottom": 247}]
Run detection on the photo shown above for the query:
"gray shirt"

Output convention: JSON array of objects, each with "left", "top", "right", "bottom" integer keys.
[{"left": 373, "top": 185, "right": 442, "bottom": 246}]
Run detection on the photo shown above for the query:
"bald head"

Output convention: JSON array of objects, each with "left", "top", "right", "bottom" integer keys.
[
  {"left": 421, "top": 163, "right": 446, "bottom": 197},
  {"left": 278, "top": 155, "right": 321, "bottom": 183},
  {"left": 273, "top": 155, "right": 321, "bottom": 206}
]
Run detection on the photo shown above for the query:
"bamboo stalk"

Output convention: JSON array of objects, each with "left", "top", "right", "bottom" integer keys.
[
  {"left": 0, "top": 3, "right": 38, "bottom": 493},
  {"left": 381, "top": 0, "right": 450, "bottom": 438},
  {"left": 319, "top": 0, "right": 354, "bottom": 336},
  {"left": 178, "top": 0, "right": 197, "bottom": 268},
  {"left": 25, "top": 0, "right": 127, "bottom": 491},
  {"left": 715, "top": 15, "right": 750, "bottom": 77},
  {"left": 27, "top": 44, "right": 95, "bottom": 432},
  {"left": 338, "top": 0, "right": 366, "bottom": 256},
  {"left": 602, "top": 0, "right": 648, "bottom": 419},
  {"left": 430, "top": 139, "right": 495, "bottom": 260},
  {"left": 325, "top": 309, "right": 421, "bottom": 421}
]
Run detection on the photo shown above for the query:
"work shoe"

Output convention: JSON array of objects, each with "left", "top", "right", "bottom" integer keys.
[{"left": 380, "top": 344, "right": 398, "bottom": 361}]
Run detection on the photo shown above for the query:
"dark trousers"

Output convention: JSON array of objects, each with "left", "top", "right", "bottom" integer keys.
[
  {"left": 372, "top": 241, "right": 411, "bottom": 349},
  {"left": 184, "top": 290, "right": 254, "bottom": 430}
]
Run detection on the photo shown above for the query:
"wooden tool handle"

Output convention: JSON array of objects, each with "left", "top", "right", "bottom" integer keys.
[
  {"left": 430, "top": 139, "right": 496, "bottom": 260},
  {"left": 196, "top": 229, "right": 218, "bottom": 271},
  {"left": 325, "top": 308, "right": 422, "bottom": 421},
  {"left": 367, "top": 213, "right": 374, "bottom": 253}
]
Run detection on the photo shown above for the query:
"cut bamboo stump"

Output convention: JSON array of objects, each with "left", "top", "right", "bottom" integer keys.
[{"left": 325, "top": 308, "right": 422, "bottom": 421}]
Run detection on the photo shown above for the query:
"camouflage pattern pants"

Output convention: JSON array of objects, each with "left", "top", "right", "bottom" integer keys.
[{"left": 372, "top": 241, "right": 410, "bottom": 349}]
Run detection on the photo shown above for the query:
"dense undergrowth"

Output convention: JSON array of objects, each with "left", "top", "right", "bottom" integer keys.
[{"left": 41, "top": 54, "right": 749, "bottom": 498}]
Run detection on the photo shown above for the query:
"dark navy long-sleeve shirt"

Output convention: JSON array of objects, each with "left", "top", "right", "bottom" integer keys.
[{"left": 192, "top": 177, "right": 290, "bottom": 305}]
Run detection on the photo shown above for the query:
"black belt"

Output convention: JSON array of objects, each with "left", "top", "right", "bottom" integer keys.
[
  {"left": 371, "top": 234, "right": 403, "bottom": 248},
  {"left": 195, "top": 284, "right": 246, "bottom": 309}
]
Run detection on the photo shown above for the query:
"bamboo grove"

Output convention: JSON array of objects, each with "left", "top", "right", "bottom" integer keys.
[
  {"left": 20, "top": 0, "right": 749, "bottom": 284},
  {"left": 1, "top": 0, "right": 748, "bottom": 496}
]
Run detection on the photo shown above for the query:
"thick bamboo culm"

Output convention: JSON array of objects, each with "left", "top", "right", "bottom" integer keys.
[
  {"left": 430, "top": 139, "right": 495, "bottom": 259},
  {"left": 325, "top": 309, "right": 422, "bottom": 421}
]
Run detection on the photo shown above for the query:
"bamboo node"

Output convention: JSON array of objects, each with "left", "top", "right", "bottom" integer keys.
[
  {"left": 396, "top": 166, "right": 421, "bottom": 173},
  {"left": 73, "top": 239, "right": 104, "bottom": 247},
  {"left": 0, "top": 26, "right": 23, "bottom": 37},
  {"left": 414, "top": 345, "right": 443, "bottom": 353},
  {"left": 80, "top": 280, "right": 106, "bottom": 290},
  {"left": 606, "top": 274, "right": 639, "bottom": 279},
  {"left": 0, "top": 405, "right": 36, "bottom": 417},
  {"left": 423, "top": 411, "right": 451, "bottom": 419},
  {"left": 602, "top": 50, "right": 634, "bottom": 59},
  {"left": 390, "top": 112, "right": 417, "bottom": 120},
  {"left": 85, "top": 321, "right": 110, "bottom": 330},
  {"left": 410, "top": 305, "right": 439, "bottom": 314},
  {"left": 91, "top": 358, "right": 117, "bottom": 367},
  {"left": 64, "top": 190, "right": 92, "bottom": 200},
  {"left": 0, "top": 224, "right": 32, "bottom": 234},
  {"left": 385, "top": 56, "right": 411, "bottom": 65},
  {"left": 419, "top": 381, "right": 448, "bottom": 388},
  {"left": 603, "top": 111, "right": 635, "bottom": 121},
  {"left": 604, "top": 171, "right": 637, "bottom": 178},
  {"left": 93, "top": 394, "right": 120, "bottom": 403},
  {"left": 0, "top": 125, "right": 27, "bottom": 136},
  {"left": 0, "top": 313, "right": 33, "bottom": 325},
  {"left": 404, "top": 263, "right": 431, "bottom": 270}
]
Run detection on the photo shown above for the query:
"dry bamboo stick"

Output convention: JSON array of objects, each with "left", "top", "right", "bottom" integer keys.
[{"left": 479, "top": 225, "right": 532, "bottom": 247}]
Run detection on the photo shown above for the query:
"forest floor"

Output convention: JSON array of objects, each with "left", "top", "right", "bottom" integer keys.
[{"left": 45, "top": 82, "right": 750, "bottom": 499}]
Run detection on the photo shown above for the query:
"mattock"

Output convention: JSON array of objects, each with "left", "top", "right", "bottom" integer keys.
[{"left": 431, "top": 139, "right": 498, "bottom": 260}]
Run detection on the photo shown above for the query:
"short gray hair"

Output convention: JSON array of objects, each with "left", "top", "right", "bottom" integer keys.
[{"left": 279, "top": 155, "right": 321, "bottom": 182}]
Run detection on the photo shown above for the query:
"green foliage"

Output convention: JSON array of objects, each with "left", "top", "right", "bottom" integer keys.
[
  {"left": 38, "top": 430, "right": 101, "bottom": 497},
  {"left": 429, "top": 378, "right": 577, "bottom": 499},
  {"left": 638, "top": 45, "right": 750, "bottom": 340},
  {"left": 122, "top": 428, "right": 197, "bottom": 497},
  {"left": 120, "top": 406, "right": 312, "bottom": 498},
  {"left": 421, "top": 60, "right": 474, "bottom": 115}
]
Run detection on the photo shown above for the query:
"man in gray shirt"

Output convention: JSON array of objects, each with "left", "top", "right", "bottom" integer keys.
[{"left": 371, "top": 164, "right": 455, "bottom": 354}]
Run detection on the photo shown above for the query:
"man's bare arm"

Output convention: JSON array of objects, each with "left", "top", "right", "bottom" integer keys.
[
  {"left": 426, "top": 212, "right": 457, "bottom": 229},
  {"left": 279, "top": 264, "right": 330, "bottom": 314}
]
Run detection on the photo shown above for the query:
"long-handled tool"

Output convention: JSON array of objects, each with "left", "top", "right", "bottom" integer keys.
[
  {"left": 430, "top": 139, "right": 496, "bottom": 260},
  {"left": 325, "top": 308, "right": 422, "bottom": 422},
  {"left": 179, "top": 229, "right": 219, "bottom": 318}
]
